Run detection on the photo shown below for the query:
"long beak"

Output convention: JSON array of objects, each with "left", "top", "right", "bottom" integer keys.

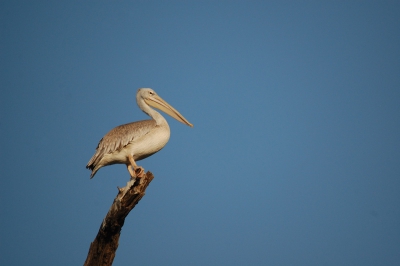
[{"left": 145, "top": 95, "right": 193, "bottom": 127}]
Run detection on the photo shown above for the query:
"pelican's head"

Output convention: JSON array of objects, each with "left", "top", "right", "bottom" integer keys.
[{"left": 137, "top": 88, "right": 193, "bottom": 127}]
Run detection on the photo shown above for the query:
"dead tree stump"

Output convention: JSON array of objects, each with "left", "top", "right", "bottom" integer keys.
[{"left": 84, "top": 171, "right": 154, "bottom": 266}]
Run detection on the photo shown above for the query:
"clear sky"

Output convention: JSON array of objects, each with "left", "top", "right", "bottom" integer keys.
[{"left": 1, "top": 1, "right": 399, "bottom": 265}]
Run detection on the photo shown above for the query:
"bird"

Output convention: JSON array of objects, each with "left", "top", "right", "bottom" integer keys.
[{"left": 86, "top": 88, "right": 193, "bottom": 179}]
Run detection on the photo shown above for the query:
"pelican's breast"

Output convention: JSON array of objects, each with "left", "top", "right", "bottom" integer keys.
[{"left": 126, "top": 123, "right": 171, "bottom": 161}]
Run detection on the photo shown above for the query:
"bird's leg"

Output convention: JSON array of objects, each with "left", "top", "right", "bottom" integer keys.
[
  {"left": 126, "top": 164, "right": 136, "bottom": 179},
  {"left": 128, "top": 154, "right": 145, "bottom": 178}
]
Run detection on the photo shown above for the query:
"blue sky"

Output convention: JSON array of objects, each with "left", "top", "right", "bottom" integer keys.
[{"left": 1, "top": 1, "right": 399, "bottom": 265}]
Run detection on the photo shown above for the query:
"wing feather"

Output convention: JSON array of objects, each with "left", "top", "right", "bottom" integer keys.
[{"left": 86, "top": 119, "right": 156, "bottom": 170}]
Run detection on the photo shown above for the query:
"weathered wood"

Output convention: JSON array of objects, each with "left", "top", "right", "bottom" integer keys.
[{"left": 84, "top": 171, "right": 154, "bottom": 266}]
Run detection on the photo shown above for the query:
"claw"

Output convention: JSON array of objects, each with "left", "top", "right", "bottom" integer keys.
[
  {"left": 127, "top": 155, "right": 145, "bottom": 179},
  {"left": 135, "top": 167, "right": 145, "bottom": 178}
]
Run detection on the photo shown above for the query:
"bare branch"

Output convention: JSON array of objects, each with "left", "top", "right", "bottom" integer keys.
[{"left": 84, "top": 171, "right": 154, "bottom": 266}]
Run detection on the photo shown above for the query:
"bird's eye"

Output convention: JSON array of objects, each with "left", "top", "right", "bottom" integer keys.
[{"left": 149, "top": 91, "right": 154, "bottom": 95}]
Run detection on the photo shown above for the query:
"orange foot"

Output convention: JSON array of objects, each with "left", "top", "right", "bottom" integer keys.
[{"left": 134, "top": 166, "right": 145, "bottom": 178}]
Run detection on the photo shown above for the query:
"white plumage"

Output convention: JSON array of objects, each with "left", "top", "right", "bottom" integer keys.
[{"left": 87, "top": 88, "right": 193, "bottom": 178}]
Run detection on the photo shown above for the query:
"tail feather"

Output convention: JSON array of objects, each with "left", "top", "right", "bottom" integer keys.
[
  {"left": 86, "top": 161, "right": 99, "bottom": 179},
  {"left": 89, "top": 168, "right": 98, "bottom": 179}
]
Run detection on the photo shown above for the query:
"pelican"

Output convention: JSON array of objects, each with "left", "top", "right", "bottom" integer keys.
[{"left": 86, "top": 88, "right": 193, "bottom": 179}]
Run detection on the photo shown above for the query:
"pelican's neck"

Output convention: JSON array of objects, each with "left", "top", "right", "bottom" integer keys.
[{"left": 137, "top": 98, "right": 167, "bottom": 126}]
